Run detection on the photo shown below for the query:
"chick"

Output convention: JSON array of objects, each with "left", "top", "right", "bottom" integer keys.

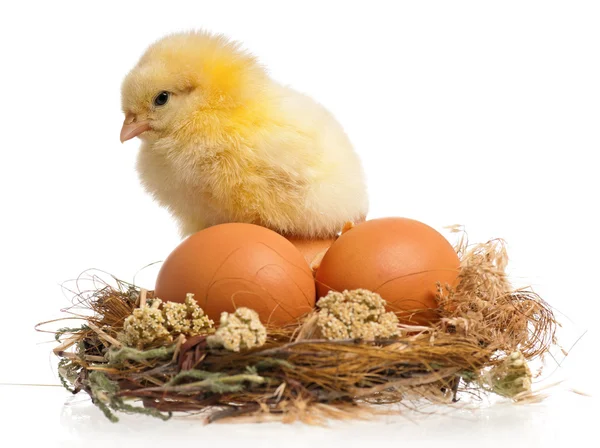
[{"left": 120, "top": 31, "right": 368, "bottom": 240}]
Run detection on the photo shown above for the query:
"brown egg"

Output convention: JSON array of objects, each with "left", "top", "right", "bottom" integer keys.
[
  {"left": 285, "top": 220, "right": 365, "bottom": 271},
  {"left": 286, "top": 236, "right": 337, "bottom": 271},
  {"left": 154, "top": 223, "right": 316, "bottom": 326},
  {"left": 315, "top": 217, "right": 460, "bottom": 325}
]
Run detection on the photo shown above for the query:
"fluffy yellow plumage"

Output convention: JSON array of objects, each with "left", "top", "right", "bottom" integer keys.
[{"left": 120, "top": 31, "right": 368, "bottom": 239}]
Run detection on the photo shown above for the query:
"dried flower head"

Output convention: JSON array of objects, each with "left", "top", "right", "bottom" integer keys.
[
  {"left": 118, "top": 294, "right": 213, "bottom": 348},
  {"left": 316, "top": 289, "right": 400, "bottom": 340},
  {"left": 162, "top": 294, "right": 213, "bottom": 335},
  {"left": 119, "top": 299, "right": 171, "bottom": 347},
  {"left": 484, "top": 351, "right": 532, "bottom": 397},
  {"left": 207, "top": 308, "right": 267, "bottom": 352}
]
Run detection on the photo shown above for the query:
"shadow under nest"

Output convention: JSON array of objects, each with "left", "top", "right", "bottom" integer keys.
[{"left": 40, "top": 228, "right": 558, "bottom": 424}]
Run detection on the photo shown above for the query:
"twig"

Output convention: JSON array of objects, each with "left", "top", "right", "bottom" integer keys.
[
  {"left": 53, "top": 334, "right": 82, "bottom": 356},
  {"left": 107, "top": 345, "right": 175, "bottom": 364},
  {"left": 171, "top": 334, "right": 186, "bottom": 363},
  {"left": 139, "top": 288, "right": 147, "bottom": 308},
  {"left": 136, "top": 373, "right": 266, "bottom": 394}
]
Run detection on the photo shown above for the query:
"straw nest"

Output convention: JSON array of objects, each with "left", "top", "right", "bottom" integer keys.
[{"left": 38, "top": 227, "right": 558, "bottom": 424}]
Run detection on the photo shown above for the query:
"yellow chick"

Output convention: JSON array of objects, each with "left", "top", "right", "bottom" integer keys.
[{"left": 120, "top": 31, "right": 368, "bottom": 240}]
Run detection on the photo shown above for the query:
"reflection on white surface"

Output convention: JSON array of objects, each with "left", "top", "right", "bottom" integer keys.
[{"left": 2, "top": 382, "right": 595, "bottom": 448}]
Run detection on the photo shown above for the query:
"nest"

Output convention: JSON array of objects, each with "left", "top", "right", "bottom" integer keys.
[{"left": 38, "top": 227, "right": 558, "bottom": 424}]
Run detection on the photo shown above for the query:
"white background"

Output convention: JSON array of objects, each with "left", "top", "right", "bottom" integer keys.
[{"left": 1, "top": 1, "right": 598, "bottom": 446}]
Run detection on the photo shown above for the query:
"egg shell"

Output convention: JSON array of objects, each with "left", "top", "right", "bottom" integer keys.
[
  {"left": 154, "top": 223, "right": 316, "bottom": 326},
  {"left": 315, "top": 217, "right": 460, "bottom": 325}
]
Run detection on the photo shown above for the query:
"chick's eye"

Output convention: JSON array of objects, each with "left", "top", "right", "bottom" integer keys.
[{"left": 154, "top": 91, "right": 170, "bottom": 107}]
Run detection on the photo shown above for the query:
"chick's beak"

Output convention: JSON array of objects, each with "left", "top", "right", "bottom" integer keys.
[{"left": 120, "top": 113, "right": 151, "bottom": 143}]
